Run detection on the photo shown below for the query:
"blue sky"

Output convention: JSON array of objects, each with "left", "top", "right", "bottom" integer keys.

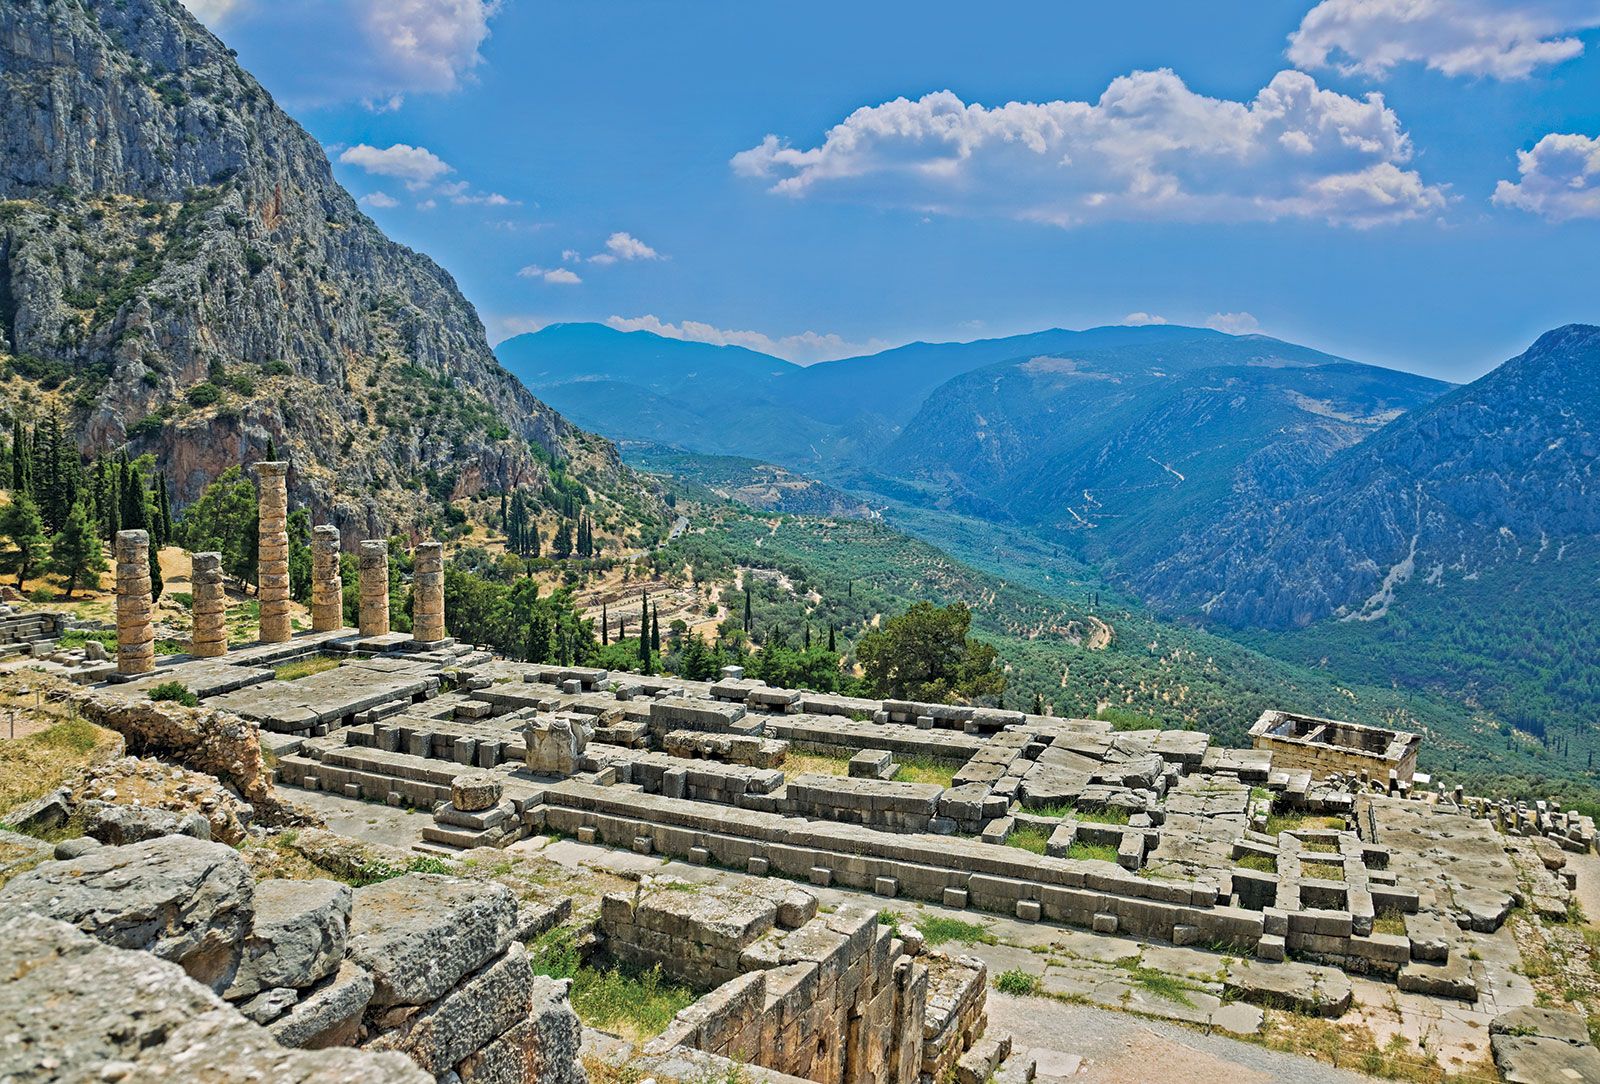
[{"left": 189, "top": 0, "right": 1600, "bottom": 381}]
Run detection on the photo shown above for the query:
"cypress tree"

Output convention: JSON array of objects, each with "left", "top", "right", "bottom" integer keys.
[
  {"left": 743, "top": 586, "right": 752, "bottom": 633},
  {"left": 265, "top": 435, "right": 277, "bottom": 462},
  {"left": 650, "top": 605, "right": 660, "bottom": 653},
  {"left": 804, "top": 624, "right": 811, "bottom": 650},
  {"left": 827, "top": 625, "right": 836, "bottom": 652},
  {"left": 601, "top": 602, "right": 609, "bottom": 645},
  {"left": 9, "top": 418, "right": 25, "bottom": 493}
]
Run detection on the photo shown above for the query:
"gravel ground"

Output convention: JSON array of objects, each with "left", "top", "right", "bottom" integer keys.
[{"left": 988, "top": 991, "right": 1379, "bottom": 1084}]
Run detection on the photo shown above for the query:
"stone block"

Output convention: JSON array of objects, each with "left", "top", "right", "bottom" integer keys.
[
  {"left": 748, "top": 856, "right": 770, "bottom": 876},
  {"left": 943, "top": 888, "right": 969, "bottom": 909},
  {"left": 874, "top": 876, "right": 900, "bottom": 898},
  {"left": 1091, "top": 912, "right": 1118, "bottom": 934},
  {"left": 1016, "top": 900, "right": 1042, "bottom": 922}
]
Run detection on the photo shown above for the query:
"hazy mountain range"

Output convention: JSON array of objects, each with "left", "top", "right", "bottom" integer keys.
[{"left": 499, "top": 318, "right": 1600, "bottom": 637}]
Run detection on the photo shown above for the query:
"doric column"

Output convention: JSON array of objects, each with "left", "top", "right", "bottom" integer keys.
[
  {"left": 115, "top": 530, "right": 154, "bottom": 675},
  {"left": 311, "top": 525, "right": 343, "bottom": 632},
  {"left": 190, "top": 551, "right": 227, "bottom": 658},
  {"left": 358, "top": 540, "right": 389, "bottom": 636},
  {"left": 255, "top": 461, "right": 291, "bottom": 643},
  {"left": 411, "top": 541, "right": 446, "bottom": 644}
]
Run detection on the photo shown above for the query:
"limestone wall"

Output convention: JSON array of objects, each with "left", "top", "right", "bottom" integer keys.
[{"left": 603, "top": 879, "right": 944, "bottom": 1084}]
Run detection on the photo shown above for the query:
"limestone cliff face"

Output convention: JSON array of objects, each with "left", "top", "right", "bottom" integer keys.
[
  {"left": 0, "top": 0, "right": 653, "bottom": 539},
  {"left": 1132, "top": 325, "right": 1600, "bottom": 628}
]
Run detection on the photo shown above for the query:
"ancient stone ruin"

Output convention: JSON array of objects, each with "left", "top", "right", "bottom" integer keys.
[{"left": 2, "top": 474, "right": 1598, "bottom": 1084}]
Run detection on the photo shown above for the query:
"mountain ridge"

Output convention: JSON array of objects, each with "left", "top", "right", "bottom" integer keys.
[{"left": 0, "top": 0, "right": 657, "bottom": 541}]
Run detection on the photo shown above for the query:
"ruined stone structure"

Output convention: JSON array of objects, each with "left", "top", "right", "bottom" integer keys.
[
  {"left": 412, "top": 541, "right": 446, "bottom": 644},
  {"left": 255, "top": 462, "right": 292, "bottom": 644},
  {"left": 311, "top": 525, "right": 344, "bottom": 633},
  {"left": 190, "top": 551, "right": 227, "bottom": 658},
  {"left": 114, "top": 530, "right": 154, "bottom": 676},
  {"left": 0, "top": 835, "right": 585, "bottom": 1084},
  {"left": 1250, "top": 710, "right": 1421, "bottom": 787},
  {"left": 602, "top": 879, "right": 944, "bottom": 1084},
  {"left": 358, "top": 540, "right": 390, "bottom": 637},
  {"left": 524, "top": 715, "right": 593, "bottom": 776}
]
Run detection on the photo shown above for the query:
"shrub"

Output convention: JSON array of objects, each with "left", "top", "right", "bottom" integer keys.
[
  {"left": 185, "top": 382, "right": 222, "bottom": 407},
  {"left": 995, "top": 969, "right": 1042, "bottom": 996},
  {"left": 148, "top": 681, "right": 198, "bottom": 707}
]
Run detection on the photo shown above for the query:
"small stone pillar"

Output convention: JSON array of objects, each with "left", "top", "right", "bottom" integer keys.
[
  {"left": 190, "top": 551, "right": 227, "bottom": 658},
  {"left": 311, "top": 525, "right": 343, "bottom": 632},
  {"left": 358, "top": 540, "right": 389, "bottom": 636},
  {"left": 115, "top": 530, "right": 155, "bottom": 675},
  {"left": 255, "top": 461, "right": 291, "bottom": 643},
  {"left": 411, "top": 541, "right": 445, "bottom": 644}
]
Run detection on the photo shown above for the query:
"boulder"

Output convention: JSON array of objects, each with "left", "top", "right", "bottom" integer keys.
[
  {"left": 0, "top": 835, "right": 253, "bottom": 992},
  {"left": 82, "top": 800, "right": 212, "bottom": 846},
  {"left": 0, "top": 827, "right": 53, "bottom": 884},
  {"left": 0, "top": 789, "right": 70, "bottom": 833},
  {"left": 227, "top": 878, "right": 353, "bottom": 999},
  {"left": 526, "top": 976, "right": 588, "bottom": 1084},
  {"left": 53, "top": 836, "right": 102, "bottom": 860},
  {"left": 0, "top": 913, "right": 425, "bottom": 1083},
  {"left": 1491, "top": 1034, "right": 1600, "bottom": 1084},
  {"left": 238, "top": 986, "right": 300, "bottom": 1025},
  {"left": 345, "top": 873, "right": 517, "bottom": 1007},
  {"left": 365, "top": 943, "right": 533, "bottom": 1074},
  {"left": 451, "top": 773, "right": 503, "bottom": 813},
  {"left": 124, "top": 1008, "right": 429, "bottom": 1083},
  {"left": 269, "top": 961, "right": 375, "bottom": 1050},
  {"left": 1491, "top": 1005, "right": 1591, "bottom": 1045}
]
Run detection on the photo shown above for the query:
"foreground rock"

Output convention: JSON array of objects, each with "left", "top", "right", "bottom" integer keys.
[
  {"left": 0, "top": 834, "right": 253, "bottom": 992},
  {"left": 0, "top": 913, "right": 427, "bottom": 1083}
]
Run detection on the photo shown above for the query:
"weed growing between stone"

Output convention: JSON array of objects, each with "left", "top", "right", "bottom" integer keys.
[{"left": 530, "top": 927, "right": 696, "bottom": 1042}]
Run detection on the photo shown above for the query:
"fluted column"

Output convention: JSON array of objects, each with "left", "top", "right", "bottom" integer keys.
[
  {"left": 411, "top": 541, "right": 446, "bottom": 644},
  {"left": 190, "top": 551, "right": 227, "bottom": 658},
  {"left": 115, "top": 530, "right": 154, "bottom": 675},
  {"left": 255, "top": 461, "right": 291, "bottom": 643},
  {"left": 311, "top": 525, "right": 343, "bottom": 632},
  {"left": 358, "top": 540, "right": 389, "bottom": 636}
]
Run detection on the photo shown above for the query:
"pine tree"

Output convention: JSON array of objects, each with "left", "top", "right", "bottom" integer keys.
[
  {"left": 49, "top": 501, "right": 105, "bottom": 598},
  {"left": 0, "top": 494, "right": 47, "bottom": 589}
]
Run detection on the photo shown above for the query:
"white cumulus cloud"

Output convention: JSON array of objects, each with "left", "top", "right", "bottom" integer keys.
[
  {"left": 180, "top": 0, "right": 242, "bottom": 25},
  {"left": 1493, "top": 132, "right": 1600, "bottom": 220},
  {"left": 339, "top": 143, "right": 453, "bottom": 187},
  {"left": 1288, "top": 0, "right": 1600, "bottom": 81},
  {"left": 1123, "top": 312, "right": 1168, "bottom": 326},
  {"left": 1205, "top": 312, "right": 1262, "bottom": 335},
  {"left": 519, "top": 265, "right": 582, "bottom": 285},
  {"left": 182, "top": 0, "right": 501, "bottom": 108},
  {"left": 604, "top": 315, "right": 884, "bottom": 365},
  {"left": 731, "top": 70, "right": 1446, "bottom": 229},
  {"left": 359, "top": 191, "right": 399, "bottom": 208}
]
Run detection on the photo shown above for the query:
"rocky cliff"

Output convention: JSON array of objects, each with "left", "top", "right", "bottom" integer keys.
[
  {"left": 1132, "top": 324, "right": 1600, "bottom": 627},
  {"left": 0, "top": 0, "right": 653, "bottom": 540}
]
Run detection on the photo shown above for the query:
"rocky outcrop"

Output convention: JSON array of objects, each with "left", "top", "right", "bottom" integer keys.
[
  {"left": 0, "top": 834, "right": 255, "bottom": 992},
  {"left": 0, "top": 832, "right": 587, "bottom": 1082},
  {"left": 0, "top": 0, "right": 656, "bottom": 539},
  {"left": 0, "top": 913, "right": 429, "bottom": 1083},
  {"left": 35, "top": 672, "right": 315, "bottom": 828}
]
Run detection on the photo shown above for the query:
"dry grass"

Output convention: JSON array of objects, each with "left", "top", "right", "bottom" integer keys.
[
  {"left": 1254, "top": 1013, "right": 1492, "bottom": 1082},
  {"left": 783, "top": 752, "right": 850, "bottom": 777},
  {"left": 0, "top": 697, "right": 119, "bottom": 819},
  {"left": 273, "top": 655, "right": 345, "bottom": 681}
]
